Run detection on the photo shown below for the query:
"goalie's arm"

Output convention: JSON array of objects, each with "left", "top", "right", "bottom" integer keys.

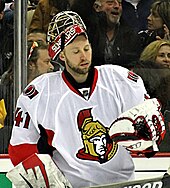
[
  {"left": 9, "top": 77, "right": 57, "bottom": 166},
  {"left": 8, "top": 124, "right": 55, "bottom": 166},
  {"left": 8, "top": 143, "right": 38, "bottom": 166},
  {"left": 8, "top": 97, "right": 55, "bottom": 166}
]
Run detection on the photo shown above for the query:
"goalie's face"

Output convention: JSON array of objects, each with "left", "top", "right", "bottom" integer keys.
[{"left": 59, "top": 35, "right": 92, "bottom": 83}]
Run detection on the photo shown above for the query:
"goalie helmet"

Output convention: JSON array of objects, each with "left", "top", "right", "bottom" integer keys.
[
  {"left": 47, "top": 11, "right": 87, "bottom": 61},
  {"left": 109, "top": 98, "right": 166, "bottom": 157}
]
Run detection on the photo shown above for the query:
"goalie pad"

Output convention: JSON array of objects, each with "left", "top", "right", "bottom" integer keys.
[
  {"left": 109, "top": 98, "right": 165, "bottom": 156},
  {"left": 6, "top": 153, "right": 73, "bottom": 188}
]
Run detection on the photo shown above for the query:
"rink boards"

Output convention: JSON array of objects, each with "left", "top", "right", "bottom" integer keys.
[{"left": 0, "top": 153, "right": 170, "bottom": 188}]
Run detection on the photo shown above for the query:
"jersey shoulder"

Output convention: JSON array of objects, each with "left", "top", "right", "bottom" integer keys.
[
  {"left": 96, "top": 65, "right": 142, "bottom": 84},
  {"left": 20, "top": 71, "right": 62, "bottom": 101}
]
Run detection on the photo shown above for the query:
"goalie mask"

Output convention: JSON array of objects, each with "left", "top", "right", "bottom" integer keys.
[
  {"left": 47, "top": 11, "right": 87, "bottom": 61},
  {"left": 109, "top": 98, "right": 166, "bottom": 157}
]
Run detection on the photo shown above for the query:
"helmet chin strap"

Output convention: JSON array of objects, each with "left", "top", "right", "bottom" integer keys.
[{"left": 61, "top": 33, "right": 66, "bottom": 51}]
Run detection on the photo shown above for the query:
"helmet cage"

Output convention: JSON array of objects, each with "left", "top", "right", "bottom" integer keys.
[
  {"left": 47, "top": 11, "right": 87, "bottom": 60},
  {"left": 47, "top": 11, "right": 86, "bottom": 43}
]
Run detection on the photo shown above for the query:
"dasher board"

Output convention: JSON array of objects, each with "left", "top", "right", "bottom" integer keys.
[{"left": 88, "top": 168, "right": 170, "bottom": 188}]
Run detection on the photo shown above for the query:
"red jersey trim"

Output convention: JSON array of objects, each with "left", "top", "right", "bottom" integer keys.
[
  {"left": 62, "top": 72, "right": 80, "bottom": 96},
  {"left": 8, "top": 143, "right": 38, "bottom": 166},
  {"left": 90, "top": 68, "right": 98, "bottom": 96},
  {"left": 62, "top": 68, "right": 98, "bottom": 98}
]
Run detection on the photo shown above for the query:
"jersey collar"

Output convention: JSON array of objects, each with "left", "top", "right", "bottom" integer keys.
[{"left": 62, "top": 67, "right": 98, "bottom": 99}]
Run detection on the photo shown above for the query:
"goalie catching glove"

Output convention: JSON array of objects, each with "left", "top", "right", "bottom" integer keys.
[{"left": 109, "top": 98, "right": 165, "bottom": 157}]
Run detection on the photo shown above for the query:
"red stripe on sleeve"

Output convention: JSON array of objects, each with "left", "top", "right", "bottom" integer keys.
[{"left": 8, "top": 143, "right": 39, "bottom": 166}]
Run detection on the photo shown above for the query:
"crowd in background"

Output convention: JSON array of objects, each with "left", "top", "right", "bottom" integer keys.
[{"left": 0, "top": 0, "right": 170, "bottom": 153}]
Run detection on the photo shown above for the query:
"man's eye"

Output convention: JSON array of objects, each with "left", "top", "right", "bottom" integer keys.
[
  {"left": 44, "top": 60, "right": 51, "bottom": 64},
  {"left": 72, "top": 50, "right": 79, "bottom": 54},
  {"left": 84, "top": 48, "right": 90, "bottom": 51}
]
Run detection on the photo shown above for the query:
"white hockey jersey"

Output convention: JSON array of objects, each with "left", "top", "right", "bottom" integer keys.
[{"left": 9, "top": 65, "right": 147, "bottom": 188}]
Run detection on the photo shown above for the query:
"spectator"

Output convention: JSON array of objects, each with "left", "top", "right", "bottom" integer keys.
[
  {"left": 28, "top": 29, "right": 65, "bottom": 71},
  {"left": 27, "top": 40, "right": 54, "bottom": 83},
  {"left": 9, "top": 11, "right": 164, "bottom": 188},
  {"left": 0, "top": 29, "right": 48, "bottom": 84},
  {"left": 28, "top": 0, "right": 71, "bottom": 33},
  {"left": 140, "top": 40, "right": 170, "bottom": 68},
  {"left": 71, "top": 0, "right": 142, "bottom": 69},
  {"left": 134, "top": 39, "right": 170, "bottom": 114},
  {"left": 0, "top": 31, "right": 50, "bottom": 85},
  {"left": 27, "top": 29, "right": 47, "bottom": 43},
  {"left": 121, "top": 0, "right": 153, "bottom": 33},
  {"left": 138, "top": 0, "right": 170, "bottom": 48}
]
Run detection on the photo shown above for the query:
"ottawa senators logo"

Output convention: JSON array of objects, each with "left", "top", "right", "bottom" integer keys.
[
  {"left": 76, "top": 108, "right": 118, "bottom": 164},
  {"left": 127, "top": 71, "right": 139, "bottom": 82},
  {"left": 23, "top": 85, "right": 39, "bottom": 99}
]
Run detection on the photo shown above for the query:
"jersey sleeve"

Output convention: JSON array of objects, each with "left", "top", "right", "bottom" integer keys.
[{"left": 8, "top": 75, "right": 55, "bottom": 166}]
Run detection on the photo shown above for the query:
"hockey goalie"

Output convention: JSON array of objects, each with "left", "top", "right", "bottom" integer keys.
[{"left": 7, "top": 98, "right": 166, "bottom": 187}]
